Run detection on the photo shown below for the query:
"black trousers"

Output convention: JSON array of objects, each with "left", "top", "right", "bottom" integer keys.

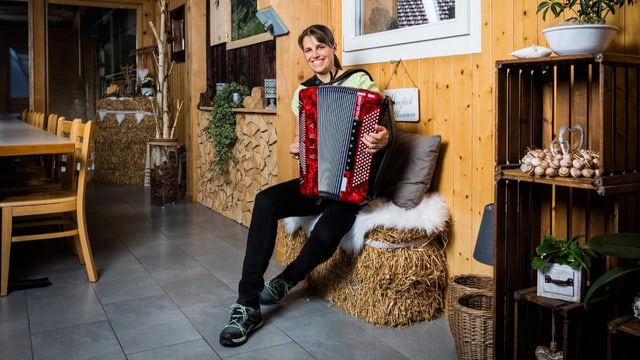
[{"left": 237, "top": 179, "right": 361, "bottom": 308}]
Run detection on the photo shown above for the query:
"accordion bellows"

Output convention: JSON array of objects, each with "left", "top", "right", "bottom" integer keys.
[{"left": 298, "top": 86, "right": 394, "bottom": 204}]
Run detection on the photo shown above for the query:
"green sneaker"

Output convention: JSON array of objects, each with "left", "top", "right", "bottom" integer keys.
[
  {"left": 260, "top": 273, "right": 295, "bottom": 305},
  {"left": 219, "top": 303, "right": 263, "bottom": 347}
]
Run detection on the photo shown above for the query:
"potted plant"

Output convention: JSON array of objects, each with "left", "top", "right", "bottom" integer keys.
[
  {"left": 536, "top": 0, "right": 636, "bottom": 55},
  {"left": 583, "top": 233, "right": 640, "bottom": 314},
  {"left": 202, "top": 82, "right": 249, "bottom": 179},
  {"left": 532, "top": 234, "right": 597, "bottom": 302}
]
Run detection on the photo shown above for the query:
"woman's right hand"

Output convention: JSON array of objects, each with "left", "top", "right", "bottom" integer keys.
[{"left": 289, "top": 136, "right": 300, "bottom": 160}]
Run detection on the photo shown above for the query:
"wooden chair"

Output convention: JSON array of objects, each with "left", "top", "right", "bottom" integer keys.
[
  {"left": 20, "top": 109, "right": 29, "bottom": 121},
  {"left": 27, "top": 111, "right": 45, "bottom": 129},
  {"left": 46, "top": 113, "right": 58, "bottom": 134},
  {"left": 0, "top": 119, "right": 98, "bottom": 296}
]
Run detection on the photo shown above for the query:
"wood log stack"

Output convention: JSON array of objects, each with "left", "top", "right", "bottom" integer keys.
[
  {"left": 242, "top": 86, "right": 265, "bottom": 110},
  {"left": 197, "top": 110, "right": 278, "bottom": 226}
]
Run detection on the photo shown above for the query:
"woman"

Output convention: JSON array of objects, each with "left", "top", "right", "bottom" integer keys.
[{"left": 219, "top": 24, "right": 390, "bottom": 347}]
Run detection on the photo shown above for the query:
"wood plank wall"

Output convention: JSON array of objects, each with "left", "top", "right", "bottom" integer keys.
[
  {"left": 29, "top": 0, "right": 640, "bottom": 279},
  {"left": 258, "top": 0, "right": 640, "bottom": 278}
]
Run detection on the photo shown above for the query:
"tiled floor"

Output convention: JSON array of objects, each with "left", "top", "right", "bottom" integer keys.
[{"left": 0, "top": 182, "right": 457, "bottom": 360}]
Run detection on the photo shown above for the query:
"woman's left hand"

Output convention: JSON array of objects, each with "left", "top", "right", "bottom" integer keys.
[{"left": 363, "top": 125, "right": 389, "bottom": 154}]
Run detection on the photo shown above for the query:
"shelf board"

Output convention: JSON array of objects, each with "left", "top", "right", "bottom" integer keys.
[{"left": 496, "top": 165, "right": 640, "bottom": 196}]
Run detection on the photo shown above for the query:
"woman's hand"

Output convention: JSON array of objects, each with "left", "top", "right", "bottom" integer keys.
[
  {"left": 289, "top": 136, "right": 300, "bottom": 160},
  {"left": 363, "top": 125, "right": 389, "bottom": 154}
]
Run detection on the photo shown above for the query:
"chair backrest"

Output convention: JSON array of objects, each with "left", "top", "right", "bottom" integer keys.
[
  {"left": 28, "top": 111, "right": 45, "bottom": 129},
  {"left": 68, "top": 119, "right": 95, "bottom": 195},
  {"left": 20, "top": 108, "right": 29, "bottom": 121},
  {"left": 54, "top": 117, "right": 82, "bottom": 185},
  {"left": 46, "top": 113, "right": 58, "bottom": 134},
  {"left": 56, "top": 116, "right": 74, "bottom": 139}
]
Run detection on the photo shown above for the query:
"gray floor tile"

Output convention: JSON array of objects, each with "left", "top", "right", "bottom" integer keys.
[
  {"left": 152, "top": 265, "right": 236, "bottom": 307},
  {"left": 92, "top": 263, "right": 165, "bottom": 304},
  {"left": 103, "top": 294, "right": 201, "bottom": 354},
  {"left": 126, "top": 339, "right": 221, "bottom": 360},
  {"left": 0, "top": 183, "right": 458, "bottom": 360},
  {"left": 31, "top": 320, "right": 126, "bottom": 360},
  {"left": 25, "top": 274, "right": 106, "bottom": 332},
  {"left": 225, "top": 342, "right": 314, "bottom": 360},
  {"left": 0, "top": 291, "right": 27, "bottom": 322},
  {"left": 0, "top": 319, "right": 31, "bottom": 360}
]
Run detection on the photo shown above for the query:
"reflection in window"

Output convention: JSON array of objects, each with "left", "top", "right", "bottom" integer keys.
[
  {"left": 342, "top": 0, "right": 479, "bottom": 65},
  {"left": 362, "top": 0, "right": 456, "bottom": 35},
  {"left": 231, "top": 0, "right": 264, "bottom": 41},
  {"left": 9, "top": 48, "right": 28, "bottom": 98}
]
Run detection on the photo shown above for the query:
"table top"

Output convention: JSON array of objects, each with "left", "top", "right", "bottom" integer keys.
[{"left": 0, "top": 118, "right": 74, "bottom": 157}]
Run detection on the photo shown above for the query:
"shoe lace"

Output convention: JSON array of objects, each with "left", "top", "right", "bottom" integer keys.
[
  {"left": 224, "top": 304, "right": 250, "bottom": 334},
  {"left": 265, "top": 277, "right": 292, "bottom": 299}
]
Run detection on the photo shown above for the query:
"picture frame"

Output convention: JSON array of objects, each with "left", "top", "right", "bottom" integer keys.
[
  {"left": 170, "top": 5, "right": 185, "bottom": 63},
  {"left": 342, "top": 0, "right": 481, "bottom": 65},
  {"left": 227, "top": 0, "right": 271, "bottom": 50}
]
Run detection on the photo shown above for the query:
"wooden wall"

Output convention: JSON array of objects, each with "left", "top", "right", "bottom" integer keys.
[
  {"left": 257, "top": 0, "right": 640, "bottom": 278},
  {"left": 29, "top": 0, "right": 640, "bottom": 279}
]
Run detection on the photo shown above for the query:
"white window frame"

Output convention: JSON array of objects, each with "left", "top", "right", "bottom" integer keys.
[{"left": 342, "top": 1, "right": 481, "bottom": 66}]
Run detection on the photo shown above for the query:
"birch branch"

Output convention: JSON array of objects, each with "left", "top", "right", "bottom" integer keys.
[{"left": 170, "top": 100, "right": 184, "bottom": 139}]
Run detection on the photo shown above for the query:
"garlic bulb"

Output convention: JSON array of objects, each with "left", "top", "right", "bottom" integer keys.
[
  {"left": 570, "top": 167, "right": 582, "bottom": 178},
  {"left": 519, "top": 147, "right": 602, "bottom": 178}
]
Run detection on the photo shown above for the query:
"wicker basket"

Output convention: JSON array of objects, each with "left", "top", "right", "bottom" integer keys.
[
  {"left": 449, "top": 290, "right": 494, "bottom": 360},
  {"left": 447, "top": 274, "right": 493, "bottom": 309},
  {"left": 447, "top": 275, "right": 493, "bottom": 360}
]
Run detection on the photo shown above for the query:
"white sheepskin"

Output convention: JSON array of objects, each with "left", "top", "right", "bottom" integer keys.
[{"left": 282, "top": 193, "right": 450, "bottom": 254}]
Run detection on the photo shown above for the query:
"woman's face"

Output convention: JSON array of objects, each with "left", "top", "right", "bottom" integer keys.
[{"left": 301, "top": 35, "right": 335, "bottom": 76}]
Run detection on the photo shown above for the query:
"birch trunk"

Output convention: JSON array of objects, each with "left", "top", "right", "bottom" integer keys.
[{"left": 150, "top": 0, "right": 172, "bottom": 139}]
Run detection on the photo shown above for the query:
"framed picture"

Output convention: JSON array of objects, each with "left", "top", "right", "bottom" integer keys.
[
  {"left": 342, "top": 0, "right": 481, "bottom": 65},
  {"left": 170, "top": 5, "right": 185, "bottom": 63},
  {"left": 227, "top": 0, "right": 271, "bottom": 49}
]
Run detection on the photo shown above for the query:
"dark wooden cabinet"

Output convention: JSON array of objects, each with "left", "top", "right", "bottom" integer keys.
[{"left": 494, "top": 54, "right": 640, "bottom": 359}]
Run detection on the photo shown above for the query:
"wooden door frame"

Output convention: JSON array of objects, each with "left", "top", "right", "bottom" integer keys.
[{"left": 28, "top": 0, "right": 151, "bottom": 113}]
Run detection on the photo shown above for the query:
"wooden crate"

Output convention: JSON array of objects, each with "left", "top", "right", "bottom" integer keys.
[{"left": 494, "top": 54, "right": 640, "bottom": 360}]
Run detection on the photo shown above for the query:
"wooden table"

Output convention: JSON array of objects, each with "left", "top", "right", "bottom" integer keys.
[
  {"left": 0, "top": 118, "right": 73, "bottom": 157},
  {"left": 0, "top": 116, "right": 74, "bottom": 291}
]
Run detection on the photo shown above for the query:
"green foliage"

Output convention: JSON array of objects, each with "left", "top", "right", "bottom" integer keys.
[
  {"left": 531, "top": 234, "right": 597, "bottom": 270},
  {"left": 231, "top": 2, "right": 265, "bottom": 41},
  {"left": 537, "top": 0, "right": 635, "bottom": 24},
  {"left": 583, "top": 233, "right": 640, "bottom": 308},
  {"left": 202, "top": 82, "right": 249, "bottom": 179}
]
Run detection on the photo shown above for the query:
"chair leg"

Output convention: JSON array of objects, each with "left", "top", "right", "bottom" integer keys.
[
  {"left": 76, "top": 209, "right": 97, "bottom": 282},
  {"left": 1, "top": 207, "right": 13, "bottom": 296}
]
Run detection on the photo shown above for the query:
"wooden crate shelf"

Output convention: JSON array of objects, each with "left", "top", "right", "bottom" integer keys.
[{"left": 493, "top": 54, "right": 640, "bottom": 360}]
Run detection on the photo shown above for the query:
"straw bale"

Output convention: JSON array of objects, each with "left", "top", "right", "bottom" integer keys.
[
  {"left": 281, "top": 225, "right": 447, "bottom": 327},
  {"left": 93, "top": 97, "right": 156, "bottom": 185}
]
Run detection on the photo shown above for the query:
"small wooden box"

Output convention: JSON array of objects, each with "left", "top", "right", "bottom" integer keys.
[{"left": 537, "top": 263, "right": 584, "bottom": 302}]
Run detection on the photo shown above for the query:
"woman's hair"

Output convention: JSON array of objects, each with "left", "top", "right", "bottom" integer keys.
[{"left": 297, "top": 24, "right": 342, "bottom": 70}]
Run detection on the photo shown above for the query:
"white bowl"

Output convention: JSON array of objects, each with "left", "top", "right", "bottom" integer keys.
[{"left": 542, "top": 24, "right": 618, "bottom": 56}]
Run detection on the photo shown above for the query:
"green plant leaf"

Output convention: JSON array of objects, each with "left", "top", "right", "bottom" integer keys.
[
  {"left": 202, "top": 82, "right": 249, "bottom": 179},
  {"left": 583, "top": 265, "right": 640, "bottom": 308},
  {"left": 588, "top": 233, "right": 640, "bottom": 258}
]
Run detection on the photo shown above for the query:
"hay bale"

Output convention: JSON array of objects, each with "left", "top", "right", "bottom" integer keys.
[
  {"left": 280, "top": 225, "right": 447, "bottom": 327},
  {"left": 94, "top": 97, "right": 156, "bottom": 184}
]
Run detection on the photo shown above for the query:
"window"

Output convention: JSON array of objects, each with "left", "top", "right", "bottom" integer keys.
[{"left": 342, "top": 0, "right": 481, "bottom": 65}]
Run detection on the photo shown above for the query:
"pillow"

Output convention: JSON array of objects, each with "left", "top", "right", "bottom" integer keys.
[{"left": 379, "top": 130, "right": 442, "bottom": 209}]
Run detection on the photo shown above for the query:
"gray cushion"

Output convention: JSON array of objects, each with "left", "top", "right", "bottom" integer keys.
[{"left": 380, "top": 130, "right": 441, "bottom": 209}]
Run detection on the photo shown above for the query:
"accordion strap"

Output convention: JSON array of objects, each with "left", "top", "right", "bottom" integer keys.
[{"left": 300, "top": 69, "right": 373, "bottom": 87}]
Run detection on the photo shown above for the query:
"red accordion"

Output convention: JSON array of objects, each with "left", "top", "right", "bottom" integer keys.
[{"left": 298, "top": 86, "right": 394, "bottom": 204}]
